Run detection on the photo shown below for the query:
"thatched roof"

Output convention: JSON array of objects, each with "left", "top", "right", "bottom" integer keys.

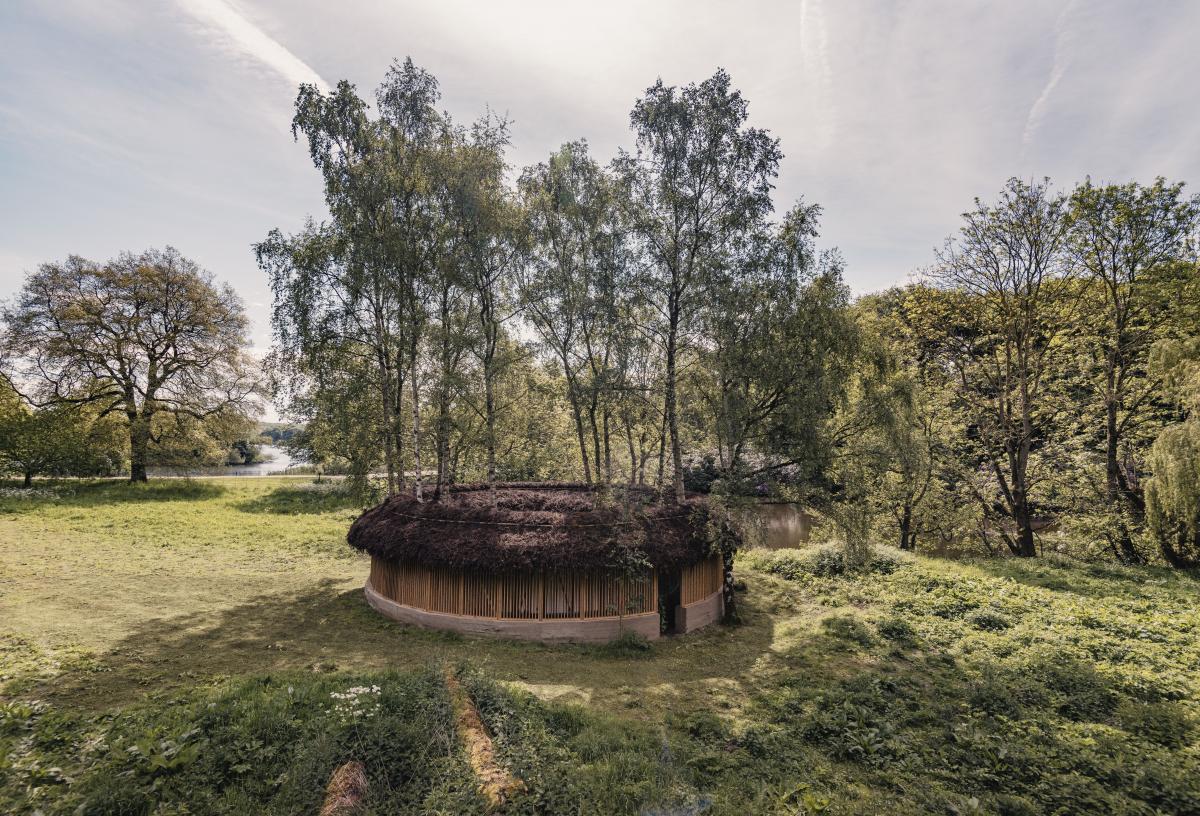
[{"left": 347, "top": 483, "right": 739, "bottom": 572}]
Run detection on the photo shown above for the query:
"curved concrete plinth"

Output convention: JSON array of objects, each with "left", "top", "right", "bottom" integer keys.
[{"left": 364, "top": 580, "right": 661, "bottom": 643}]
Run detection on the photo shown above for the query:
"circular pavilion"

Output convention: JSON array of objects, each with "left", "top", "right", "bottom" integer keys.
[{"left": 347, "top": 483, "right": 738, "bottom": 643}]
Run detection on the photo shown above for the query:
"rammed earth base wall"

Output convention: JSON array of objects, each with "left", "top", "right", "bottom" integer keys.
[
  {"left": 676, "top": 589, "right": 724, "bottom": 634},
  {"left": 363, "top": 554, "right": 724, "bottom": 643},
  {"left": 365, "top": 580, "right": 662, "bottom": 643}
]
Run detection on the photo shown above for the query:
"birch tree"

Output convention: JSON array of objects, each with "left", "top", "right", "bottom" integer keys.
[{"left": 616, "top": 69, "right": 781, "bottom": 501}]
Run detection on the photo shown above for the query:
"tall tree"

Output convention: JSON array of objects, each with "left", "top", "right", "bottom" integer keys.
[
  {"left": 266, "top": 58, "right": 446, "bottom": 498},
  {"left": 852, "top": 290, "right": 965, "bottom": 552},
  {"left": 616, "top": 69, "right": 782, "bottom": 501},
  {"left": 702, "top": 202, "right": 855, "bottom": 484},
  {"left": 445, "top": 116, "right": 524, "bottom": 497},
  {"left": 267, "top": 338, "right": 385, "bottom": 491},
  {"left": 923, "top": 178, "right": 1075, "bottom": 557},
  {"left": 0, "top": 249, "right": 258, "bottom": 482},
  {"left": 426, "top": 230, "right": 476, "bottom": 497},
  {"left": 519, "top": 140, "right": 637, "bottom": 484},
  {"left": 1066, "top": 178, "right": 1200, "bottom": 561}
]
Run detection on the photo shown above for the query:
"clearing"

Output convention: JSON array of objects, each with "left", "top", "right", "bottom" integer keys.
[{"left": 2, "top": 478, "right": 1198, "bottom": 814}]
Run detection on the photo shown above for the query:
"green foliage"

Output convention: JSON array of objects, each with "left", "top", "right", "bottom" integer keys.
[
  {"left": 1146, "top": 410, "right": 1200, "bottom": 567},
  {"left": 819, "top": 614, "right": 874, "bottom": 647},
  {"left": 1064, "top": 178, "right": 1200, "bottom": 563},
  {"left": 0, "top": 392, "right": 123, "bottom": 483},
  {"left": 596, "top": 630, "right": 654, "bottom": 659},
  {"left": 0, "top": 248, "right": 260, "bottom": 483},
  {"left": 462, "top": 669, "right": 690, "bottom": 815},
  {"left": 748, "top": 551, "right": 1200, "bottom": 814},
  {"left": 618, "top": 68, "right": 786, "bottom": 500},
  {"left": 1116, "top": 699, "right": 1195, "bottom": 749},
  {"left": 967, "top": 610, "right": 1012, "bottom": 632},
  {"left": 748, "top": 543, "right": 905, "bottom": 579},
  {"left": 517, "top": 140, "right": 649, "bottom": 486},
  {"left": 875, "top": 617, "right": 918, "bottom": 646},
  {"left": 5, "top": 671, "right": 482, "bottom": 814}
]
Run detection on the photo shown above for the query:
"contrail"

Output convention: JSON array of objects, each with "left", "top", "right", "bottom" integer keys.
[
  {"left": 1022, "top": 0, "right": 1080, "bottom": 151},
  {"left": 177, "top": 0, "right": 331, "bottom": 92},
  {"left": 800, "top": 0, "right": 835, "bottom": 147}
]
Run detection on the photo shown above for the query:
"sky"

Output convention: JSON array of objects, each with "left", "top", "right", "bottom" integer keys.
[{"left": 3, "top": 0, "right": 1200, "bottom": 360}]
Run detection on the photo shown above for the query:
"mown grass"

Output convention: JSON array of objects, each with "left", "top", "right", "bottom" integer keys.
[{"left": 2, "top": 479, "right": 1199, "bottom": 814}]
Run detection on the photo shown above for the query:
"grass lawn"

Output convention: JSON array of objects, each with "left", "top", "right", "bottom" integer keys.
[{"left": 2, "top": 478, "right": 1199, "bottom": 814}]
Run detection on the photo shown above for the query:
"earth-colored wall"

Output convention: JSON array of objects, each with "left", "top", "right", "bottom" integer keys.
[
  {"left": 676, "top": 590, "right": 724, "bottom": 634},
  {"left": 364, "top": 580, "right": 662, "bottom": 643},
  {"left": 363, "top": 554, "right": 725, "bottom": 643}
]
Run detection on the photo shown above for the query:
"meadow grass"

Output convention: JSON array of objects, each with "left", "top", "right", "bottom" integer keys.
[{"left": 2, "top": 478, "right": 1198, "bottom": 814}]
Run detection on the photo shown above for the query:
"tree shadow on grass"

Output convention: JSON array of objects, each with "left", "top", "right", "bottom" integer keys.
[
  {"left": 36, "top": 576, "right": 777, "bottom": 715},
  {"left": 962, "top": 553, "right": 1200, "bottom": 602},
  {"left": 22, "top": 567, "right": 1200, "bottom": 814},
  {"left": 0, "top": 479, "right": 226, "bottom": 514},
  {"left": 232, "top": 484, "right": 373, "bottom": 515}
]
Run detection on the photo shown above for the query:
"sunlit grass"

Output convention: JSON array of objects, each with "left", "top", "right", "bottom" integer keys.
[{"left": 2, "top": 479, "right": 1199, "bottom": 813}]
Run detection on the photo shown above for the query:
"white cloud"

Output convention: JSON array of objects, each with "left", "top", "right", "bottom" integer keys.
[{"left": 176, "top": 0, "right": 330, "bottom": 92}]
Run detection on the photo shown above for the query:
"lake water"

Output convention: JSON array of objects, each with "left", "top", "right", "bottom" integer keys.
[
  {"left": 147, "top": 445, "right": 299, "bottom": 478},
  {"left": 744, "top": 503, "right": 814, "bottom": 549}
]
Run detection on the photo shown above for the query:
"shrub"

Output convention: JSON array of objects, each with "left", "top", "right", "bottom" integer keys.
[
  {"left": 1117, "top": 699, "right": 1195, "bottom": 749},
  {"left": 968, "top": 610, "right": 1013, "bottom": 632},
  {"left": 755, "top": 544, "right": 906, "bottom": 580},
  {"left": 598, "top": 630, "right": 653, "bottom": 658},
  {"left": 1030, "top": 655, "right": 1118, "bottom": 722},
  {"left": 809, "top": 545, "right": 851, "bottom": 576},
  {"left": 821, "top": 615, "right": 875, "bottom": 647},
  {"left": 966, "top": 669, "right": 1047, "bottom": 719},
  {"left": 876, "top": 617, "right": 917, "bottom": 646},
  {"left": 798, "top": 680, "right": 900, "bottom": 766}
]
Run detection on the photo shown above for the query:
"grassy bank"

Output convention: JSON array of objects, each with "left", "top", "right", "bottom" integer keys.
[{"left": 2, "top": 479, "right": 1198, "bottom": 814}]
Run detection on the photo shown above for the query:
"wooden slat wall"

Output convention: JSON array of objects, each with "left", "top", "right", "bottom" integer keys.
[
  {"left": 680, "top": 555, "right": 723, "bottom": 606},
  {"left": 370, "top": 557, "right": 657, "bottom": 620}
]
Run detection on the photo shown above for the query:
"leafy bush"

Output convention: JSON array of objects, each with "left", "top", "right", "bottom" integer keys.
[
  {"left": 682, "top": 454, "right": 722, "bottom": 494},
  {"left": 875, "top": 617, "right": 917, "bottom": 646},
  {"left": 4, "top": 669, "right": 706, "bottom": 815},
  {"left": 1146, "top": 420, "right": 1200, "bottom": 567},
  {"left": 797, "top": 679, "right": 901, "bottom": 766},
  {"left": 752, "top": 544, "right": 906, "bottom": 580},
  {"left": 5, "top": 671, "right": 480, "bottom": 815},
  {"left": 1117, "top": 699, "right": 1195, "bottom": 749},
  {"left": 820, "top": 615, "right": 875, "bottom": 647},
  {"left": 1029, "top": 654, "right": 1118, "bottom": 722},
  {"left": 598, "top": 630, "right": 654, "bottom": 658},
  {"left": 968, "top": 610, "right": 1013, "bottom": 631}
]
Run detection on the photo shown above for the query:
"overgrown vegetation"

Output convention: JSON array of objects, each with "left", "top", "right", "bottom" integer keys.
[{"left": 3, "top": 479, "right": 1199, "bottom": 814}]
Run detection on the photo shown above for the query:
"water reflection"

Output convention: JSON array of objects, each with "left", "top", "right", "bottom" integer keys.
[
  {"left": 745, "top": 502, "right": 813, "bottom": 549},
  {"left": 147, "top": 445, "right": 297, "bottom": 478}
]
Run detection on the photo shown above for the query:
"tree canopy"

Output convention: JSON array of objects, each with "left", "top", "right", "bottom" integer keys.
[{"left": 0, "top": 247, "right": 260, "bottom": 482}]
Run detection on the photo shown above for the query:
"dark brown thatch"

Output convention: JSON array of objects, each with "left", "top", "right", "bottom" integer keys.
[{"left": 347, "top": 483, "right": 738, "bottom": 572}]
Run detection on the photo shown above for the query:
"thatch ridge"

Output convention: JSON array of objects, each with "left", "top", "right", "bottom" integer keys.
[{"left": 347, "top": 482, "right": 739, "bottom": 572}]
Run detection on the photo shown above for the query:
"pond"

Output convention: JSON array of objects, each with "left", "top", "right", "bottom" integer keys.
[
  {"left": 744, "top": 502, "right": 814, "bottom": 549},
  {"left": 147, "top": 445, "right": 299, "bottom": 478}
]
